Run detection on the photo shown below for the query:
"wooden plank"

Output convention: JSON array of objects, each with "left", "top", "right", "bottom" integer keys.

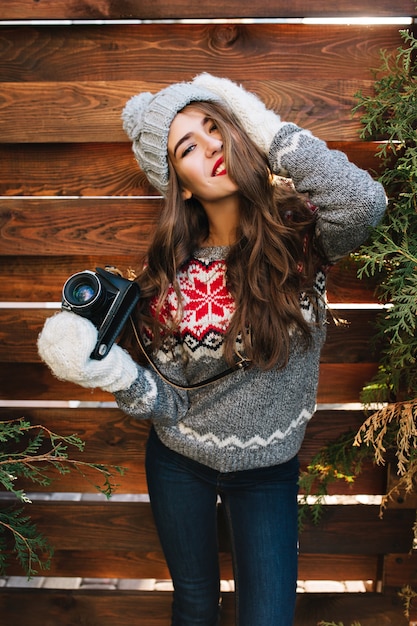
[
  {"left": 0, "top": 144, "right": 154, "bottom": 197},
  {"left": 0, "top": 256, "right": 138, "bottom": 302},
  {"left": 0, "top": 362, "right": 379, "bottom": 403},
  {"left": 0, "top": 589, "right": 409, "bottom": 626},
  {"left": 2, "top": 550, "right": 379, "bottom": 583},
  {"left": 384, "top": 553, "right": 417, "bottom": 590},
  {"left": 0, "top": 257, "right": 379, "bottom": 305},
  {"left": 1, "top": 500, "right": 414, "bottom": 584},
  {"left": 300, "top": 409, "right": 386, "bottom": 496},
  {"left": 0, "top": 407, "right": 151, "bottom": 495},
  {"left": 0, "top": 589, "right": 232, "bottom": 626},
  {"left": 0, "top": 254, "right": 380, "bottom": 304},
  {"left": 0, "top": 79, "right": 372, "bottom": 144},
  {"left": 0, "top": 307, "right": 380, "bottom": 364},
  {"left": 298, "top": 554, "right": 379, "bottom": 583},
  {"left": 0, "top": 407, "right": 385, "bottom": 495},
  {"left": 2, "top": 24, "right": 398, "bottom": 83},
  {"left": 0, "top": 141, "right": 384, "bottom": 197},
  {"left": 327, "top": 258, "right": 380, "bottom": 304},
  {"left": 0, "top": 0, "right": 415, "bottom": 20},
  {"left": 298, "top": 505, "right": 415, "bottom": 555},
  {"left": 0, "top": 198, "right": 160, "bottom": 256},
  {"left": 321, "top": 308, "right": 381, "bottom": 364},
  {"left": 0, "top": 25, "right": 406, "bottom": 144},
  {"left": 3, "top": 500, "right": 413, "bottom": 556},
  {"left": 2, "top": 549, "right": 171, "bottom": 582},
  {"left": 318, "top": 363, "right": 379, "bottom": 404},
  {"left": 0, "top": 198, "right": 389, "bottom": 271},
  {"left": 0, "top": 363, "right": 110, "bottom": 402},
  {"left": 294, "top": 592, "right": 408, "bottom": 626}
]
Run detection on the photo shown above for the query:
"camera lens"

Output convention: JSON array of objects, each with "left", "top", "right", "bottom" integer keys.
[
  {"left": 72, "top": 283, "right": 96, "bottom": 304},
  {"left": 62, "top": 271, "right": 104, "bottom": 315}
]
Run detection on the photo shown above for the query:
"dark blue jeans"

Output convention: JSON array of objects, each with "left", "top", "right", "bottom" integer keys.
[{"left": 146, "top": 427, "right": 299, "bottom": 626}]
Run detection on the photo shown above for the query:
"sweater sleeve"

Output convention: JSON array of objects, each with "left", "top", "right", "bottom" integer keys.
[
  {"left": 268, "top": 123, "right": 387, "bottom": 263},
  {"left": 114, "top": 366, "right": 189, "bottom": 425}
]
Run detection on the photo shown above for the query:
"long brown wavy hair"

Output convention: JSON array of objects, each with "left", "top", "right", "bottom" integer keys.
[{"left": 123, "top": 100, "right": 322, "bottom": 370}]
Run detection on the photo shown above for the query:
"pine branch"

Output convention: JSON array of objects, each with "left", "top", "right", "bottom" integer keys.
[
  {"left": 0, "top": 417, "right": 125, "bottom": 577},
  {"left": 302, "top": 29, "right": 417, "bottom": 532},
  {"left": 354, "top": 28, "right": 417, "bottom": 402},
  {"left": 0, "top": 509, "right": 53, "bottom": 577}
]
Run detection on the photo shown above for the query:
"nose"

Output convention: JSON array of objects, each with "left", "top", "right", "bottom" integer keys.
[{"left": 205, "top": 135, "right": 223, "bottom": 156}]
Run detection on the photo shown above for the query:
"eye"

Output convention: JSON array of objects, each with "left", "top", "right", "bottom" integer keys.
[
  {"left": 209, "top": 121, "right": 218, "bottom": 133},
  {"left": 181, "top": 143, "right": 196, "bottom": 158}
]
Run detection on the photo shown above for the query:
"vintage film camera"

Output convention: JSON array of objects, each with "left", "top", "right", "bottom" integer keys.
[{"left": 62, "top": 267, "right": 140, "bottom": 360}]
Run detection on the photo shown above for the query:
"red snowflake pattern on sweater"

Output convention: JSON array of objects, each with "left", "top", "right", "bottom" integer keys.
[{"left": 150, "top": 256, "right": 235, "bottom": 355}]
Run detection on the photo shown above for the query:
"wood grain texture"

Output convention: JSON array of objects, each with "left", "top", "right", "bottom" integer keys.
[
  {"left": 2, "top": 24, "right": 397, "bottom": 83},
  {"left": 0, "top": 144, "right": 153, "bottom": 197},
  {"left": 0, "top": 24, "right": 406, "bottom": 143},
  {"left": 0, "top": 255, "right": 380, "bottom": 303},
  {"left": 0, "top": 255, "right": 141, "bottom": 301},
  {"left": 384, "top": 552, "right": 417, "bottom": 590},
  {"left": 0, "top": 589, "right": 408, "bottom": 626},
  {"left": 0, "top": 195, "right": 384, "bottom": 267},
  {"left": 0, "top": 198, "right": 160, "bottom": 256},
  {"left": 0, "top": 78, "right": 371, "bottom": 143},
  {"left": 0, "top": 14, "right": 410, "bottom": 613},
  {"left": 0, "top": 142, "right": 384, "bottom": 197},
  {"left": 0, "top": 407, "right": 385, "bottom": 495},
  {"left": 0, "top": 307, "right": 380, "bottom": 363},
  {"left": 0, "top": 362, "right": 379, "bottom": 403},
  {"left": 0, "top": 500, "right": 412, "bottom": 556},
  {"left": 0, "top": 0, "right": 415, "bottom": 20},
  {"left": 1, "top": 551, "right": 379, "bottom": 584}
]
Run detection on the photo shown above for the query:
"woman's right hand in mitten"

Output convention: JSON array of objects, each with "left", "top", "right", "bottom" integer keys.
[
  {"left": 37, "top": 311, "right": 138, "bottom": 393},
  {"left": 192, "top": 73, "right": 285, "bottom": 155}
]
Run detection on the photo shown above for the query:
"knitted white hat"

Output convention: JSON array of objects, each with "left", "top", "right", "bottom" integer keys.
[{"left": 122, "top": 82, "right": 221, "bottom": 195}]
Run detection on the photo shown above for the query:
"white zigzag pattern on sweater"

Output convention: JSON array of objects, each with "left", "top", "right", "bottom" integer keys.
[{"left": 178, "top": 408, "right": 312, "bottom": 449}]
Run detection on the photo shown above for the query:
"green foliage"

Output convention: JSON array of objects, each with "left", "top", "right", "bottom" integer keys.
[
  {"left": 0, "top": 417, "right": 125, "bottom": 577},
  {"left": 300, "top": 27, "right": 417, "bottom": 528},
  {"left": 299, "top": 28, "right": 417, "bottom": 626},
  {"left": 353, "top": 29, "right": 417, "bottom": 404},
  {"left": 0, "top": 507, "right": 53, "bottom": 578},
  {"left": 298, "top": 429, "right": 370, "bottom": 528}
]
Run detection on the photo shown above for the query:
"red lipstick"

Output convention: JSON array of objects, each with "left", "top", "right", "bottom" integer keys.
[{"left": 212, "top": 157, "right": 226, "bottom": 177}]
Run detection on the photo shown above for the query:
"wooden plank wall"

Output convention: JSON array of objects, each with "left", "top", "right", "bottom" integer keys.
[{"left": 1, "top": 2, "right": 417, "bottom": 625}]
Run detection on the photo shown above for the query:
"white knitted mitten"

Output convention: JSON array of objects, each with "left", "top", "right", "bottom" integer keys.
[
  {"left": 192, "top": 73, "right": 285, "bottom": 154},
  {"left": 37, "top": 311, "right": 138, "bottom": 393}
]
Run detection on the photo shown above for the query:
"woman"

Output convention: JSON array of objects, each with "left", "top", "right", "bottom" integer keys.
[{"left": 38, "top": 74, "right": 386, "bottom": 626}]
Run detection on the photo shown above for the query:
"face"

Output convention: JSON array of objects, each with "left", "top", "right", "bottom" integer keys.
[{"left": 167, "top": 106, "right": 239, "bottom": 206}]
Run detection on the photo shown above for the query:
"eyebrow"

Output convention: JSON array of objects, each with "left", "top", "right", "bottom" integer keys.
[
  {"left": 173, "top": 132, "right": 192, "bottom": 158},
  {"left": 172, "top": 115, "right": 211, "bottom": 158}
]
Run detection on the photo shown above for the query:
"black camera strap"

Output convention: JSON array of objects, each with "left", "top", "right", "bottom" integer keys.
[{"left": 129, "top": 317, "right": 250, "bottom": 391}]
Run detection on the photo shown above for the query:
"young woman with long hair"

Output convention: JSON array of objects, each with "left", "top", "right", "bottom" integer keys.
[{"left": 38, "top": 74, "right": 386, "bottom": 626}]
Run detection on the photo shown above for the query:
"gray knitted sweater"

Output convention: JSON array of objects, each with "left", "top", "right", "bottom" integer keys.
[{"left": 115, "top": 124, "right": 386, "bottom": 472}]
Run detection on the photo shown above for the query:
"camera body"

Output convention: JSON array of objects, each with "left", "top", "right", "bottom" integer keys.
[{"left": 62, "top": 267, "right": 140, "bottom": 360}]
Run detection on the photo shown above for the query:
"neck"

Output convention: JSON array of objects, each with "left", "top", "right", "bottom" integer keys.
[{"left": 201, "top": 196, "right": 239, "bottom": 247}]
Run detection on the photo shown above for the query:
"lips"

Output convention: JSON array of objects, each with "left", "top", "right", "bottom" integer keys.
[{"left": 212, "top": 157, "right": 227, "bottom": 177}]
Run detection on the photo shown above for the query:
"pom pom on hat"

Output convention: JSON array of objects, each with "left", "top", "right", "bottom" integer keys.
[{"left": 122, "top": 82, "right": 221, "bottom": 195}]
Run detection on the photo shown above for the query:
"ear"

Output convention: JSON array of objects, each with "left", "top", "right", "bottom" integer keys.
[{"left": 181, "top": 187, "right": 192, "bottom": 201}]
